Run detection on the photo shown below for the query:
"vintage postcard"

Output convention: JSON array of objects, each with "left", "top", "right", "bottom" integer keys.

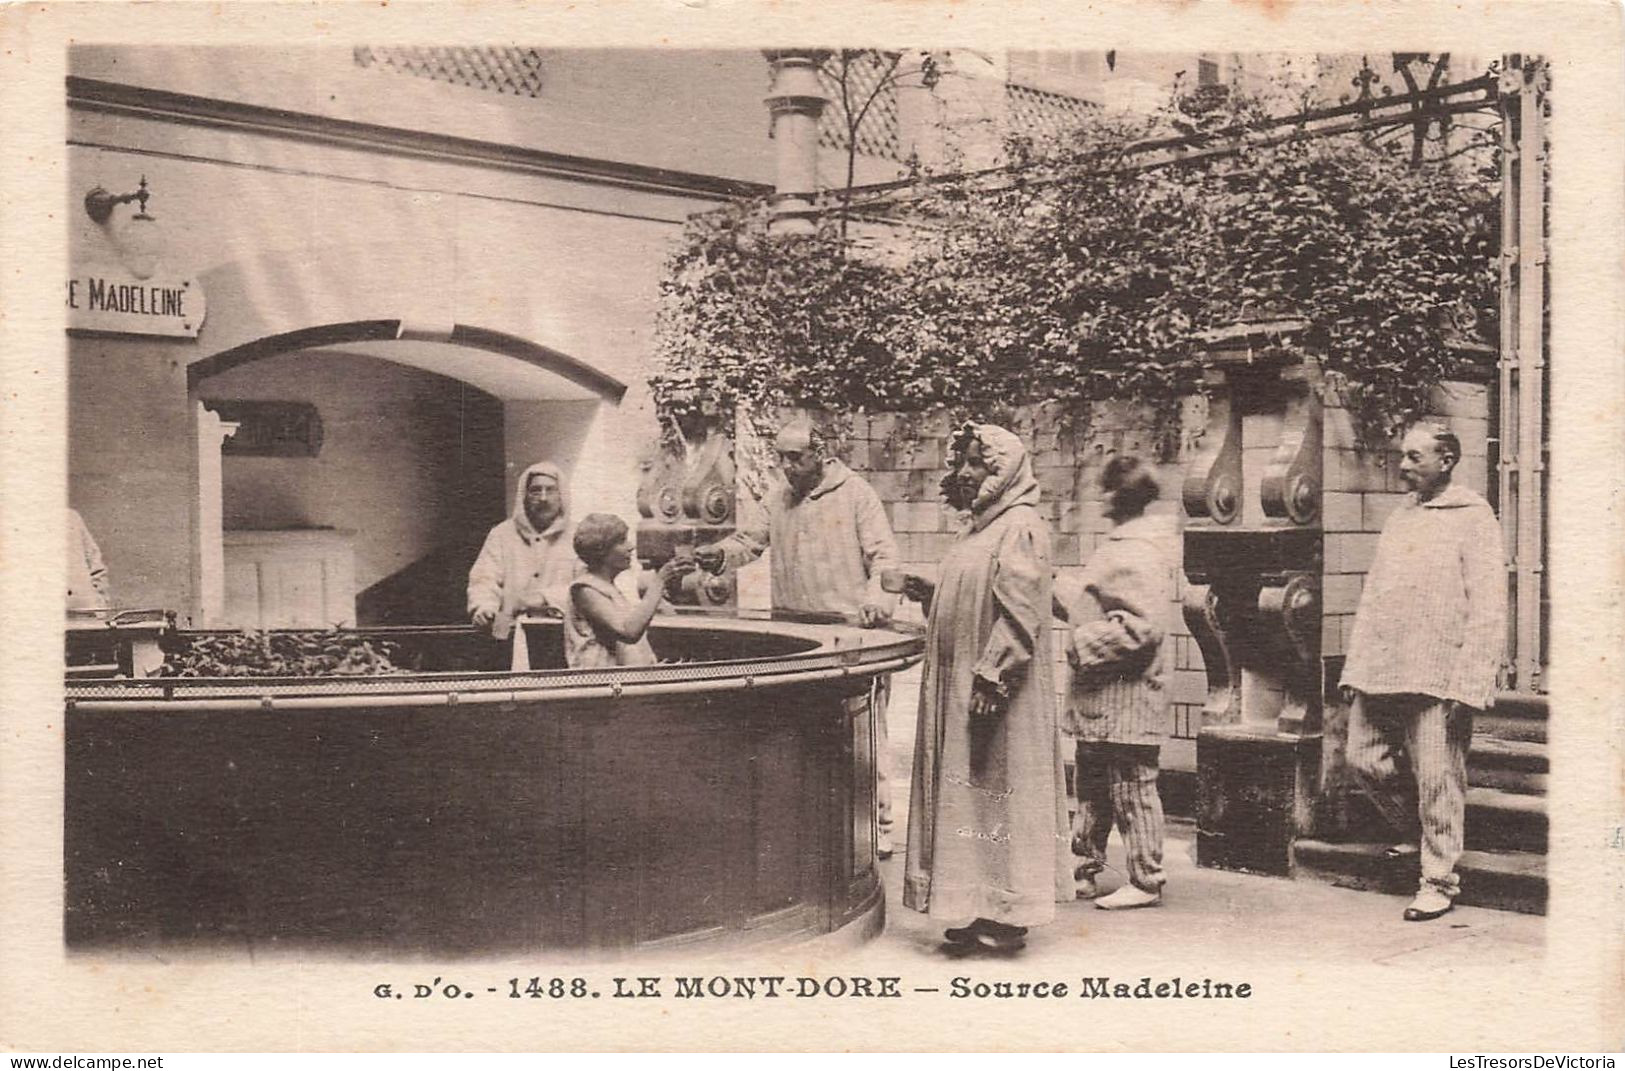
[{"left": 1, "top": 0, "right": 1621, "bottom": 1054}]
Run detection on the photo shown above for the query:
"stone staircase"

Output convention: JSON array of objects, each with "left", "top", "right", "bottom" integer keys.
[{"left": 1295, "top": 692, "right": 1548, "bottom": 915}]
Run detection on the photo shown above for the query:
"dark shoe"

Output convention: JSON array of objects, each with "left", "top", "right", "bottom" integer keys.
[
  {"left": 1403, "top": 889, "right": 1454, "bottom": 921},
  {"left": 970, "top": 931, "right": 1027, "bottom": 954},
  {"left": 978, "top": 919, "right": 1028, "bottom": 940},
  {"left": 1384, "top": 842, "right": 1421, "bottom": 860},
  {"left": 944, "top": 918, "right": 1026, "bottom": 946}
]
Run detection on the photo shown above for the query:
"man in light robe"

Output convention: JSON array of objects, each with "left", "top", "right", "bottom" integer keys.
[
  {"left": 66, "top": 508, "right": 111, "bottom": 610},
  {"left": 1340, "top": 423, "right": 1506, "bottom": 922},
  {"left": 697, "top": 418, "right": 903, "bottom": 854},
  {"left": 468, "top": 461, "right": 579, "bottom": 648}
]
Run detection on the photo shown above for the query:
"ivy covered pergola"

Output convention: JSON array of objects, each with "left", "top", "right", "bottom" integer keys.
[{"left": 654, "top": 54, "right": 1547, "bottom": 689}]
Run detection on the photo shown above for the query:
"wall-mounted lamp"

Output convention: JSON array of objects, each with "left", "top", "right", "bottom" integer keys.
[{"left": 84, "top": 176, "right": 162, "bottom": 280}]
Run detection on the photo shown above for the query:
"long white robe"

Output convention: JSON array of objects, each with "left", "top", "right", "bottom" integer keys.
[{"left": 903, "top": 428, "right": 1071, "bottom": 926}]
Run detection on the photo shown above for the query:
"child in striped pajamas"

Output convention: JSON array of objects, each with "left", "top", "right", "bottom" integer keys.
[
  {"left": 1060, "top": 456, "right": 1177, "bottom": 911},
  {"left": 1339, "top": 423, "right": 1507, "bottom": 922}
]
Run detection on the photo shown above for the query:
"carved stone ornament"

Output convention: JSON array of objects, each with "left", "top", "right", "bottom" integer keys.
[
  {"left": 1182, "top": 582, "right": 1241, "bottom": 725},
  {"left": 1182, "top": 391, "right": 1242, "bottom": 525},
  {"left": 1260, "top": 384, "right": 1322, "bottom": 526},
  {"left": 636, "top": 399, "right": 740, "bottom": 609}
]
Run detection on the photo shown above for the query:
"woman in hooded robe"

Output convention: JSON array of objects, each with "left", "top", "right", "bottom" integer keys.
[{"left": 900, "top": 423, "right": 1072, "bottom": 953}]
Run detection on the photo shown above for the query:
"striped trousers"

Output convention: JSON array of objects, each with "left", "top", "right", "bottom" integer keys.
[
  {"left": 1345, "top": 693, "right": 1474, "bottom": 898},
  {"left": 872, "top": 675, "right": 894, "bottom": 835},
  {"left": 1072, "top": 742, "right": 1166, "bottom": 893}
]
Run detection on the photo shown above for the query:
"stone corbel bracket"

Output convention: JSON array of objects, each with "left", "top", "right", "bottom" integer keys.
[
  {"left": 1181, "top": 370, "right": 1243, "bottom": 525},
  {"left": 1183, "top": 319, "right": 1310, "bottom": 526},
  {"left": 636, "top": 416, "right": 740, "bottom": 609},
  {"left": 1182, "top": 581, "right": 1242, "bottom": 724},
  {"left": 1258, "top": 572, "right": 1321, "bottom": 735},
  {"left": 1260, "top": 362, "right": 1324, "bottom": 526}
]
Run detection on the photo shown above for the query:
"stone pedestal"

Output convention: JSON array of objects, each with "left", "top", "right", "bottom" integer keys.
[
  {"left": 636, "top": 399, "right": 738, "bottom": 610},
  {"left": 1197, "top": 729, "right": 1321, "bottom": 875},
  {"left": 1183, "top": 322, "right": 1326, "bottom": 875}
]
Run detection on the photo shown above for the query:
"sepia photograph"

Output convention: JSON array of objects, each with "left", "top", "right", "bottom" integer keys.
[{"left": 3, "top": 0, "right": 1622, "bottom": 1055}]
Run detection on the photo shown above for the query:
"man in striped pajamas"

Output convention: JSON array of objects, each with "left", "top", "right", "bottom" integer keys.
[
  {"left": 1340, "top": 423, "right": 1507, "bottom": 922},
  {"left": 696, "top": 418, "right": 903, "bottom": 854}
]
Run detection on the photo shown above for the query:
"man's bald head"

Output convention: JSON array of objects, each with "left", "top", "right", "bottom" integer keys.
[
  {"left": 773, "top": 418, "right": 824, "bottom": 456},
  {"left": 774, "top": 418, "right": 827, "bottom": 499}
]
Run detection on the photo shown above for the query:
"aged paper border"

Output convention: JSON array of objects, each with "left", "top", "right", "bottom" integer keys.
[{"left": 2, "top": 0, "right": 1621, "bottom": 1052}]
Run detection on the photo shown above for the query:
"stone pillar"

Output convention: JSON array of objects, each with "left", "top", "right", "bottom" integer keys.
[
  {"left": 195, "top": 402, "right": 240, "bottom": 627},
  {"left": 1182, "top": 320, "right": 1326, "bottom": 875},
  {"left": 763, "top": 49, "right": 831, "bottom": 236}
]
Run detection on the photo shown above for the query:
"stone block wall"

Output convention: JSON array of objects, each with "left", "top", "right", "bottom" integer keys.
[
  {"left": 778, "top": 375, "right": 1491, "bottom": 791},
  {"left": 791, "top": 400, "right": 1206, "bottom": 755}
]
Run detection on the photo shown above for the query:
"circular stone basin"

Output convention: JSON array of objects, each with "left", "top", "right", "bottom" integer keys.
[{"left": 64, "top": 613, "right": 922, "bottom": 958}]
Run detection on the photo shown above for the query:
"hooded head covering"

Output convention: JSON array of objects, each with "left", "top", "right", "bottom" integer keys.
[
  {"left": 512, "top": 460, "right": 569, "bottom": 540},
  {"left": 953, "top": 423, "right": 1041, "bottom": 531}
]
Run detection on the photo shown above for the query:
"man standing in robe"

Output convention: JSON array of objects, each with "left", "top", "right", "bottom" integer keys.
[
  {"left": 696, "top": 418, "right": 903, "bottom": 854},
  {"left": 1340, "top": 422, "right": 1506, "bottom": 922},
  {"left": 468, "top": 461, "right": 579, "bottom": 654},
  {"left": 899, "top": 422, "right": 1072, "bottom": 953}
]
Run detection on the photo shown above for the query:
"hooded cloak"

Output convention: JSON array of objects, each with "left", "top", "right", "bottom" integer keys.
[
  {"left": 467, "top": 461, "right": 579, "bottom": 640},
  {"left": 903, "top": 424, "right": 1072, "bottom": 926}
]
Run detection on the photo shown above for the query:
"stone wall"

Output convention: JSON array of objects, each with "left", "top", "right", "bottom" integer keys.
[
  {"left": 795, "top": 400, "right": 1208, "bottom": 765},
  {"left": 785, "top": 374, "right": 1493, "bottom": 799}
]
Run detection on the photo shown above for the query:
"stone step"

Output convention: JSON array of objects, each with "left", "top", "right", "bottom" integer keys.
[
  {"left": 1293, "top": 839, "right": 1547, "bottom": 915},
  {"left": 1474, "top": 711, "right": 1547, "bottom": 744},
  {"left": 1466, "top": 786, "right": 1548, "bottom": 853},
  {"left": 1476, "top": 692, "right": 1549, "bottom": 744},
  {"left": 1469, "top": 735, "right": 1549, "bottom": 774},
  {"left": 1493, "top": 691, "right": 1549, "bottom": 722},
  {"left": 1468, "top": 764, "right": 1548, "bottom": 796}
]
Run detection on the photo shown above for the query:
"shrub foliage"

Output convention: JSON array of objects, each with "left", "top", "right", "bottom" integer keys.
[{"left": 653, "top": 94, "right": 1498, "bottom": 448}]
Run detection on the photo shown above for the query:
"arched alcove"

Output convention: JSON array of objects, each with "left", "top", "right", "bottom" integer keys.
[{"left": 188, "top": 320, "right": 631, "bottom": 628}]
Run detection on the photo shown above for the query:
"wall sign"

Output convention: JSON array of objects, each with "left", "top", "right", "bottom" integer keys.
[
  {"left": 205, "top": 400, "right": 324, "bottom": 458},
  {"left": 67, "top": 262, "right": 206, "bottom": 338}
]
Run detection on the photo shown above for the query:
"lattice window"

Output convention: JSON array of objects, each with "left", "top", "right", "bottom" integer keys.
[
  {"left": 1005, "top": 82, "right": 1097, "bottom": 145},
  {"left": 817, "top": 51, "right": 903, "bottom": 162},
  {"left": 353, "top": 46, "right": 546, "bottom": 99}
]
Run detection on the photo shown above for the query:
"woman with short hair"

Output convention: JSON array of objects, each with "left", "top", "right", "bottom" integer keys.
[{"left": 565, "top": 513, "right": 692, "bottom": 669}]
